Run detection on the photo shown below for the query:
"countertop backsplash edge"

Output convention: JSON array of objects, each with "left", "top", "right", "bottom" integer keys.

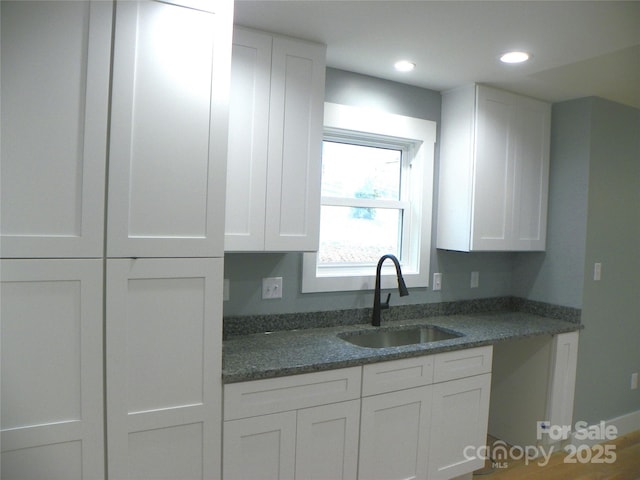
[{"left": 223, "top": 296, "right": 581, "bottom": 339}]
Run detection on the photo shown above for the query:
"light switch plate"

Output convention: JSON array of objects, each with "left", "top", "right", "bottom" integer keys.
[
  {"left": 594, "top": 262, "right": 602, "bottom": 281},
  {"left": 433, "top": 273, "right": 442, "bottom": 291},
  {"left": 471, "top": 271, "right": 479, "bottom": 288}
]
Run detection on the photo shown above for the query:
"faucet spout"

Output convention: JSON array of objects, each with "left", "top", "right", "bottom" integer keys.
[{"left": 372, "top": 254, "right": 409, "bottom": 327}]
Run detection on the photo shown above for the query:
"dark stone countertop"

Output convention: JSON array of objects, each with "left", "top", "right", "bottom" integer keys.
[{"left": 222, "top": 311, "right": 582, "bottom": 384}]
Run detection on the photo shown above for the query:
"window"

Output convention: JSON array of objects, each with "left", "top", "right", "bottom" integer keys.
[{"left": 302, "top": 103, "right": 436, "bottom": 293}]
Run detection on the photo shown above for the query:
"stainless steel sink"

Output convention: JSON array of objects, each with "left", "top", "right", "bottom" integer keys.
[{"left": 339, "top": 325, "right": 462, "bottom": 348}]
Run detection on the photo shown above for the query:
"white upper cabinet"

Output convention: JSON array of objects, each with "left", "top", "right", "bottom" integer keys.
[
  {"left": 107, "top": 0, "right": 232, "bottom": 258},
  {"left": 437, "top": 84, "right": 551, "bottom": 251},
  {"left": 0, "top": 1, "right": 112, "bottom": 258},
  {"left": 225, "top": 27, "right": 326, "bottom": 252}
]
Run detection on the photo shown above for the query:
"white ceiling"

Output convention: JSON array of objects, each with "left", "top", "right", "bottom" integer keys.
[{"left": 233, "top": 0, "right": 640, "bottom": 108}]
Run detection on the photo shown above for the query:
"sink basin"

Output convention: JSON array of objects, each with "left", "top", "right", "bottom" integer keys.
[{"left": 339, "top": 325, "right": 462, "bottom": 348}]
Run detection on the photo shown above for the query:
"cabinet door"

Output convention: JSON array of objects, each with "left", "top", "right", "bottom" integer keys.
[
  {"left": 225, "top": 28, "right": 272, "bottom": 251},
  {"left": 511, "top": 95, "right": 550, "bottom": 250},
  {"left": 1, "top": 260, "right": 104, "bottom": 479},
  {"left": 106, "top": 258, "right": 223, "bottom": 480},
  {"left": 472, "top": 86, "right": 514, "bottom": 251},
  {"left": 358, "top": 386, "right": 431, "bottom": 480},
  {"left": 0, "top": 1, "right": 111, "bottom": 258},
  {"left": 107, "top": 0, "right": 231, "bottom": 258},
  {"left": 428, "top": 373, "right": 491, "bottom": 480},
  {"left": 545, "top": 332, "right": 579, "bottom": 445},
  {"left": 223, "top": 412, "right": 296, "bottom": 480},
  {"left": 296, "top": 400, "right": 360, "bottom": 480},
  {"left": 265, "top": 36, "right": 325, "bottom": 251}
]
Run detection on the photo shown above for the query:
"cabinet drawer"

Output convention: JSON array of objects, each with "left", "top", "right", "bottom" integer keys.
[
  {"left": 433, "top": 346, "right": 492, "bottom": 383},
  {"left": 224, "top": 367, "right": 361, "bottom": 420},
  {"left": 362, "top": 356, "right": 434, "bottom": 396}
]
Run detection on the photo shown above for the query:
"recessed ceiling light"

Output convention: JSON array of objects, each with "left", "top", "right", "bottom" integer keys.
[
  {"left": 500, "top": 51, "right": 531, "bottom": 64},
  {"left": 394, "top": 60, "right": 415, "bottom": 72}
]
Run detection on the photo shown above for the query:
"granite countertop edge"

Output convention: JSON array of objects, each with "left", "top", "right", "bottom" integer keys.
[{"left": 222, "top": 311, "right": 583, "bottom": 384}]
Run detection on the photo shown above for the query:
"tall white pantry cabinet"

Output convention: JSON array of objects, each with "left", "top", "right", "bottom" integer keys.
[{"left": 0, "top": 1, "right": 233, "bottom": 479}]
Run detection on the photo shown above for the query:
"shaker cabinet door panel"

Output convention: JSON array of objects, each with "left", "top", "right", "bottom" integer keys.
[
  {"left": 296, "top": 400, "right": 360, "bottom": 480},
  {"left": 265, "top": 36, "right": 325, "bottom": 251},
  {"left": 358, "top": 386, "right": 431, "bottom": 480},
  {"left": 223, "top": 412, "right": 297, "bottom": 480},
  {"left": 0, "top": 1, "right": 111, "bottom": 258},
  {"left": 473, "top": 87, "right": 513, "bottom": 250},
  {"left": 511, "top": 96, "right": 551, "bottom": 250},
  {"left": 0, "top": 259, "right": 104, "bottom": 479},
  {"left": 107, "top": 0, "right": 230, "bottom": 258},
  {"left": 428, "top": 373, "right": 491, "bottom": 480},
  {"left": 106, "top": 258, "right": 223, "bottom": 480},
  {"left": 224, "top": 28, "right": 272, "bottom": 250}
]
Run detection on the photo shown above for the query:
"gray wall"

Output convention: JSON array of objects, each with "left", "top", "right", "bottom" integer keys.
[
  {"left": 574, "top": 98, "right": 640, "bottom": 424},
  {"left": 514, "top": 97, "right": 640, "bottom": 424},
  {"left": 223, "top": 68, "right": 515, "bottom": 316},
  {"left": 512, "top": 99, "right": 591, "bottom": 308}
]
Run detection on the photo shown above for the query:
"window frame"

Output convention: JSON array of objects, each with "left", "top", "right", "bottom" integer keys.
[
  {"left": 302, "top": 102, "right": 436, "bottom": 293},
  {"left": 319, "top": 132, "right": 411, "bottom": 268}
]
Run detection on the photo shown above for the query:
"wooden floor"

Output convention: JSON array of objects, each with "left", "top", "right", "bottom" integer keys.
[{"left": 473, "top": 430, "right": 640, "bottom": 480}]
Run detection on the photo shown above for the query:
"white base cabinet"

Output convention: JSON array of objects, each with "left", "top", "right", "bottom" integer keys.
[
  {"left": 223, "top": 368, "right": 362, "bottom": 480},
  {"left": 223, "top": 347, "right": 493, "bottom": 480},
  {"left": 359, "top": 349, "right": 492, "bottom": 480},
  {"left": 488, "top": 332, "right": 579, "bottom": 450},
  {"left": 223, "top": 400, "right": 360, "bottom": 480},
  {"left": 437, "top": 84, "right": 551, "bottom": 252}
]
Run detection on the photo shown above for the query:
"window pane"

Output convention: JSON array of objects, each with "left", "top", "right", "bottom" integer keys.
[
  {"left": 318, "top": 206, "right": 401, "bottom": 265},
  {"left": 321, "top": 141, "right": 401, "bottom": 200}
]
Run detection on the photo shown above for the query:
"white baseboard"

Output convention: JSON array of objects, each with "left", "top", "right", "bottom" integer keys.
[{"left": 571, "top": 409, "right": 640, "bottom": 448}]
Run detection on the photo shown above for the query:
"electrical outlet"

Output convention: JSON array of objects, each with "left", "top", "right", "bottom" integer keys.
[
  {"left": 433, "top": 272, "right": 442, "bottom": 291},
  {"left": 262, "top": 277, "right": 283, "bottom": 299},
  {"left": 631, "top": 372, "right": 638, "bottom": 390},
  {"left": 470, "top": 271, "right": 479, "bottom": 288}
]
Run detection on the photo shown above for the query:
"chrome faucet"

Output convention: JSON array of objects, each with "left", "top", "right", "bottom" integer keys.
[{"left": 372, "top": 254, "right": 409, "bottom": 326}]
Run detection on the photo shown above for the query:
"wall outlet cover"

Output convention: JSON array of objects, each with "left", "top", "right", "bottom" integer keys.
[{"left": 262, "top": 277, "right": 283, "bottom": 299}]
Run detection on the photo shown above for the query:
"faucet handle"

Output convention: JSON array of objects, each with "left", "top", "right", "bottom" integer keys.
[{"left": 381, "top": 293, "right": 391, "bottom": 310}]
